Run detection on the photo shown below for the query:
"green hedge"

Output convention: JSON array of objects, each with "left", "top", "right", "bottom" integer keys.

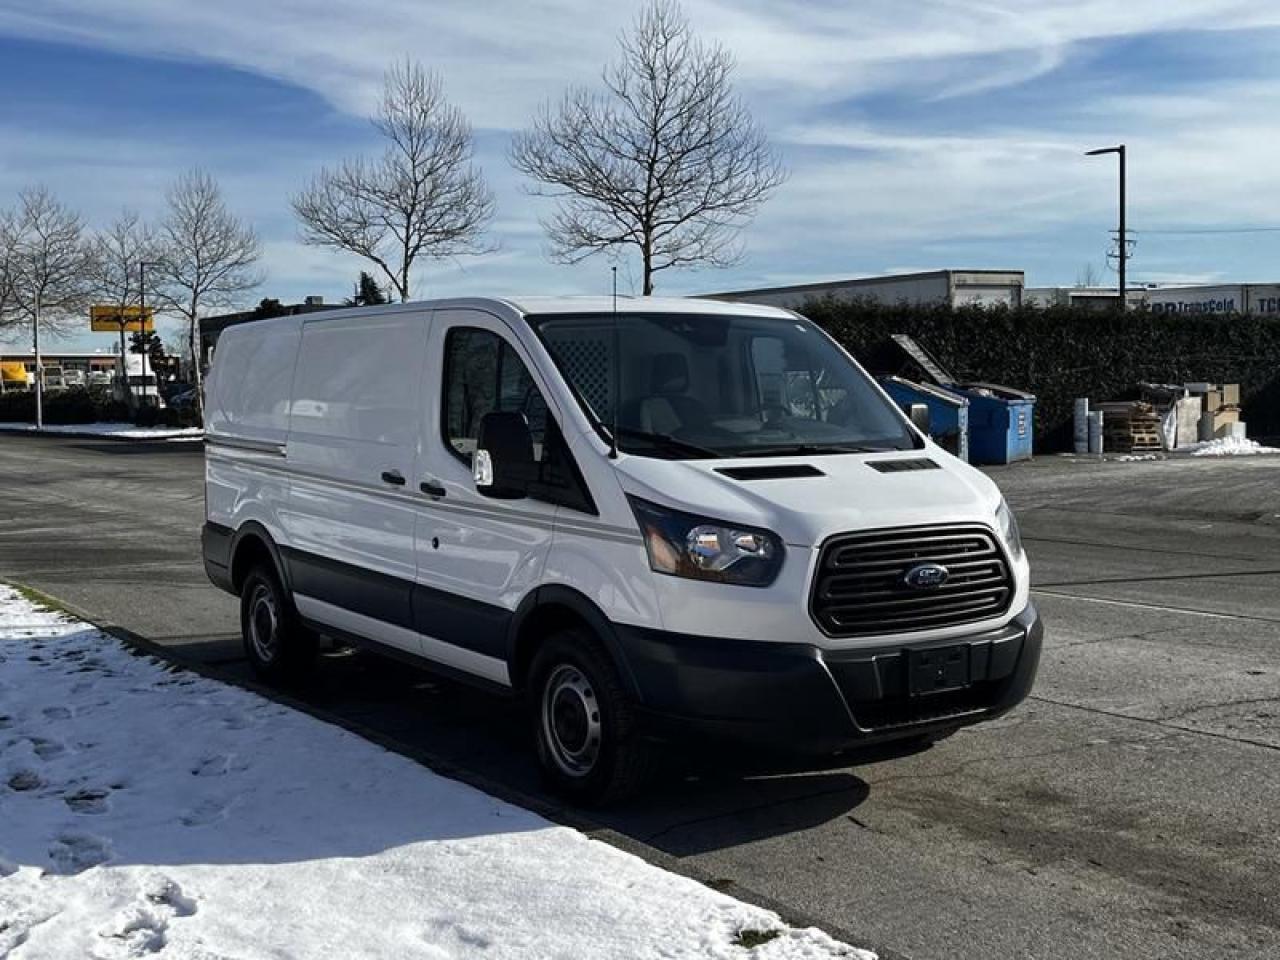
[
  {"left": 0, "top": 389, "right": 132, "bottom": 426},
  {"left": 801, "top": 298, "right": 1280, "bottom": 450}
]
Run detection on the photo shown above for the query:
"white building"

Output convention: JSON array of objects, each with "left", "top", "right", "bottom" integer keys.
[
  {"left": 1146, "top": 284, "right": 1280, "bottom": 315},
  {"left": 704, "top": 269, "right": 1026, "bottom": 310},
  {"left": 1023, "top": 286, "right": 1150, "bottom": 311}
]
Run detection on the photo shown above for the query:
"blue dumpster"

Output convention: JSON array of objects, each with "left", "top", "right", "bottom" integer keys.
[
  {"left": 866, "top": 334, "right": 1036, "bottom": 465},
  {"left": 945, "top": 383, "right": 1035, "bottom": 465},
  {"left": 880, "top": 376, "right": 970, "bottom": 462}
]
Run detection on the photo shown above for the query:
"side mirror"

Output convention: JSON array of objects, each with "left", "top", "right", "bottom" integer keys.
[
  {"left": 474, "top": 411, "right": 536, "bottom": 499},
  {"left": 908, "top": 403, "right": 931, "bottom": 435}
]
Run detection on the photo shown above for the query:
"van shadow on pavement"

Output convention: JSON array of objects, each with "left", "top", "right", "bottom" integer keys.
[{"left": 203, "top": 642, "right": 876, "bottom": 856}]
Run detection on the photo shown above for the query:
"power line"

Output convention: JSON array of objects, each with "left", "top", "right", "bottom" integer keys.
[{"left": 1136, "top": 226, "right": 1280, "bottom": 235}]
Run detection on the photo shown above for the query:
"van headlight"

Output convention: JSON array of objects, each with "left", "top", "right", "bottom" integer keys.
[
  {"left": 628, "top": 497, "right": 784, "bottom": 587},
  {"left": 996, "top": 497, "right": 1024, "bottom": 562}
]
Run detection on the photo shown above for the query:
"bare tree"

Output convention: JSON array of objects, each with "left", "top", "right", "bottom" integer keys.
[
  {"left": 0, "top": 208, "right": 18, "bottom": 332},
  {"left": 511, "top": 0, "right": 786, "bottom": 295},
  {"left": 89, "top": 210, "right": 162, "bottom": 406},
  {"left": 1075, "top": 262, "right": 1102, "bottom": 288},
  {"left": 2, "top": 187, "right": 95, "bottom": 426},
  {"left": 153, "top": 169, "right": 262, "bottom": 420},
  {"left": 292, "top": 60, "right": 494, "bottom": 302}
]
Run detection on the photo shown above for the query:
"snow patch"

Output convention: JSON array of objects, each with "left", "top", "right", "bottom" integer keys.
[
  {"left": 1188, "top": 437, "right": 1280, "bottom": 457},
  {"left": 0, "top": 423, "right": 202, "bottom": 440},
  {"left": 0, "top": 586, "right": 868, "bottom": 959}
]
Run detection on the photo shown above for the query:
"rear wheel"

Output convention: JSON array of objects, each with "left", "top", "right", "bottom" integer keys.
[
  {"left": 239, "top": 564, "right": 316, "bottom": 683},
  {"left": 530, "top": 630, "right": 652, "bottom": 805}
]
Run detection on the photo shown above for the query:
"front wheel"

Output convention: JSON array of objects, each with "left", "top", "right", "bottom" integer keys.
[
  {"left": 239, "top": 564, "right": 316, "bottom": 683},
  {"left": 530, "top": 630, "right": 652, "bottom": 805}
]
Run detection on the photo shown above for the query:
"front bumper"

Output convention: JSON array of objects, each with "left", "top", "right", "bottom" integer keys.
[{"left": 614, "top": 603, "right": 1043, "bottom": 754}]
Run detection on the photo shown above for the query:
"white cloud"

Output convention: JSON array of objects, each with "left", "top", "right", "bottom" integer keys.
[
  {"left": 4, "top": 1, "right": 1280, "bottom": 127},
  {"left": 5, "top": 0, "right": 1280, "bottom": 337}
]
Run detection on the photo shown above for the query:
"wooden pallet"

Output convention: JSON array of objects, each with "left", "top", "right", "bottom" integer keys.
[
  {"left": 1104, "top": 424, "right": 1162, "bottom": 453},
  {"left": 1097, "top": 400, "right": 1164, "bottom": 453}
]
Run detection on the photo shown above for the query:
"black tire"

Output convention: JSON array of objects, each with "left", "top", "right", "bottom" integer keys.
[
  {"left": 529, "top": 629, "right": 652, "bottom": 806},
  {"left": 239, "top": 563, "right": 316, "bottom": 683}
]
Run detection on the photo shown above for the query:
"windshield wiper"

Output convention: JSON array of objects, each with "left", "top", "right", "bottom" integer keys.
[
  {"left": 612, "top": 427, "right": 723, "bottom": 459},
  {"left": 736, "top": 442, "right": 893, "bottom": 458}
]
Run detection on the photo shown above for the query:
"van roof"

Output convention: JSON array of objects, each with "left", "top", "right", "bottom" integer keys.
[
  {"left": 499, "top": 295, "right": 796, "bottom": 319},
  {"left": 239, "top": 296, "right": 799, "bottom": 328}
]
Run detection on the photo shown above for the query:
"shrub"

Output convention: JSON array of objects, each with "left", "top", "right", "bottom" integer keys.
[
  {"left": 0, "top": 388, "right": 202, "bottom": 428},
  {"left": 0, "top": 389, "right": 34, "bottom": 423},
  {"left": 0, "top": 387, "right": 118, "bottom": 425}
]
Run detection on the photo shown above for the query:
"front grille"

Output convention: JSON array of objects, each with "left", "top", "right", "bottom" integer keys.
[{"left": 811, "top": 524, "right": 1013, "bottom": 637}]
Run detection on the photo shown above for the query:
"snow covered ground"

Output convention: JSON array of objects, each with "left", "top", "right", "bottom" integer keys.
[
  {"left": 0, "top": 423, "right": 203, "bottom": 441},
  {"left": 1187, "top": 436, "right": 1280, "bottom": 457},
  {"left": 0, "top": 586, "right": 865, "bottom": 960}
]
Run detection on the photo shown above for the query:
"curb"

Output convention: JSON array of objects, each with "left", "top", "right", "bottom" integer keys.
[{"left": 4, "top": 579, "right": 897, "bottom": 959}]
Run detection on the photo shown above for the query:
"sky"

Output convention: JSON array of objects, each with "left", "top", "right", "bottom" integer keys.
[{"left": 3, "top": 0, "right": 1280, "bottom": 351}]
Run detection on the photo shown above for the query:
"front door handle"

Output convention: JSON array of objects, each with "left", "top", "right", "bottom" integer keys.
[
  {"left": 381, "top": 470, "right": 406, "bottom": 486},
  {"left": 419, "top": 480, "right": 446, "bottom": 497}
]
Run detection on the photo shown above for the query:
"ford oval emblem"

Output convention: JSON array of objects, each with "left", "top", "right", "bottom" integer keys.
[{"left": 904, "top": 562, "right": 949, "bottom": 589}]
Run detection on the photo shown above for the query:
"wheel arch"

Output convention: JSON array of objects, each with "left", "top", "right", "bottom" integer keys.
[
  {"left": 507, "top": 586, "right": 641, "bottom": 700},
  {"left": 229, "top": 522, "right": 292, "bottom": 596}
]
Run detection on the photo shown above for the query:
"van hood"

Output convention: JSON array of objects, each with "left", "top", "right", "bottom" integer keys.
[{"left": 614, "top": 447, "right": 1003, "bottom": 547}]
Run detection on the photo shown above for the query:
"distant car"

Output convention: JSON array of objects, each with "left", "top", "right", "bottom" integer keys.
[
  {"left": 162, "top": 382, "right": 194, "bottom": 403},
  {"left": 88, "top": 371, "right": 113, "bottom": 389},
  {"left": 61, "top": 369, "right": 86, "bottom": 388},
  {"left": 43, "top": 367, "right": 66, "bottom": 391},
  {"left": 167, "top": 388, "right": 198, "bottom": 411}
]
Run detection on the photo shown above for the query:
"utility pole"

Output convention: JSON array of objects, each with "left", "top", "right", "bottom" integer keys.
[
  {"left": 1085, "top": 144, "right": 1128, "bottom": 310},
  {"left": 33, "top": 288, "right": 43, "bottom": 429},
  {"left": 139, "top": 261, "right": 156, "bottom": 406},
  {"left": 134, "top": 259, "right": 167, "bottom": 405},
  {"left": 117, "top": 314, "right": 131, "bottom": 408}
]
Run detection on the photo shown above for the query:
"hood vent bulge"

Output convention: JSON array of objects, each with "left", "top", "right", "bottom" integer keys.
[
  {"left": 715, "top": 464, "right": 826, "bottom": 481},
  {"left": 867, "top": 458, "right": 940, "bottom": 473}
]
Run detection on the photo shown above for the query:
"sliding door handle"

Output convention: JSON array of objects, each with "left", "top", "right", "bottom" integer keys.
[
  {"left": 381, "top": 470, "right": 406, "bottom": 486},
  {"left": 419, "top": 480, "right": 446, "bottom": 497}
]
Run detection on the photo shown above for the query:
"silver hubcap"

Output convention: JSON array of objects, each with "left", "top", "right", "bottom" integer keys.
[
  {"left": 541, "top": 664, "right": 602, "bottom": 778},
  {"left": 248, "top": 584, "right": 279, "bottom": 663}
]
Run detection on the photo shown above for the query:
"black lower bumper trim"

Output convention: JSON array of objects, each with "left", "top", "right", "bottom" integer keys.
[
  {"left": 614, "top": 603, "right": 1043, "bottom": 754},
  {"left": 201, "top": 521, "right": 235, "bottom": 594}
]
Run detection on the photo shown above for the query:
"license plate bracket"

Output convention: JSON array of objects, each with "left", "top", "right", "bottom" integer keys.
[{"left": 908, "top": 645, "right": 971, "bottom": 695}]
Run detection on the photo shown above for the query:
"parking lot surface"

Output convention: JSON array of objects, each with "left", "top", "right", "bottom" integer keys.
[{"left": 1, "top": 433, "right": 1277, "bottom": 959}]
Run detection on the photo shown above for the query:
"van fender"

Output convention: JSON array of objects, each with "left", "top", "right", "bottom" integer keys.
[
  {"left": 507, "top": 585, "right": 643, "bottom": 700},
  {"left": 228, "top": 521, "right": 294, "bottom": 596}
]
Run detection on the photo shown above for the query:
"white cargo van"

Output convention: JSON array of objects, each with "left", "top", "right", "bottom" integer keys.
[{"left": 203, "top": 297, "right": 1041, "bottom": 802}]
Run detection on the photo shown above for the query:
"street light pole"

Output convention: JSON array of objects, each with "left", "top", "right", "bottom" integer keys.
[
  {"left": 139, "top": 261, "right": 149, "bottom": 406},
  {"left": 1085, "top": 144, "right": 1127, "bottom": 310},
  {"left": 33, "top": 287, "right": 43, "bottom": 430}
]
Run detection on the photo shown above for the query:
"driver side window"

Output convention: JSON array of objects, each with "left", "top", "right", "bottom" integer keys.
[
  {"left": 443, "top": 327, "right": 547, "bottom": 462},
  {"left": 441, "top": 326, "right": 595, "bottom": 514}
]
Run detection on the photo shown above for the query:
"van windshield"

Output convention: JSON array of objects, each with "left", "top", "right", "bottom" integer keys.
[{"left": 531, "top": 312, "right": 918, "bottom": 459}]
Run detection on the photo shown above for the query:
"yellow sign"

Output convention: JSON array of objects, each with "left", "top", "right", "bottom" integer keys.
[
  {"left": 1, "top": 361, "right": 29, "bottom": 384},
  {"left": 91, "top": 305, "right": 155, "bottom": 333}
]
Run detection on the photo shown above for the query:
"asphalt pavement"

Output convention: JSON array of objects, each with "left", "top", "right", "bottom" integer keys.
[{"left": 2, "top": 432, "right": 1278, "bottom": 959}]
